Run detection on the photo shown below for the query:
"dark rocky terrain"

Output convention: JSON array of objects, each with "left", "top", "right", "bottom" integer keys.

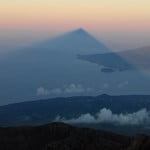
[{"left": 0, "top": 122, "right": 150, "bottom": 150}]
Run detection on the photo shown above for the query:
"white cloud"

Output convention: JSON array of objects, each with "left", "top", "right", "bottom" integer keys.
[
  {"left": 50, "top": 88, "right": 63, "bottom": 95},
  {"left": 103, "top": 83, "right": 109, "bottom": 89},
  {"left": 118, "top": 81, "right": 129, "bottom": 88},
  {"left": 64, "top": 84, "right": 92, "bottom": 94},
  {"left": 54, "top": 108, "right": 150, "bottom": 126},
  {"left": 36, "top": 84, "right": 93, "bottom": 96},
  {"left": 36, "top": 87, "right": 50, "bottom": 96}
]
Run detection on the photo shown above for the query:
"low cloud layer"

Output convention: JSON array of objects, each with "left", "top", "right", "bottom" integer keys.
[
  {"left": 117, "top": 81, "right": 129, "bottom": 88},
  {"left": 37, "top": 84, "right": 93, "bottom": 96},
  {"left": 55, "top": 108, "right": 150, "bottom": 126}
]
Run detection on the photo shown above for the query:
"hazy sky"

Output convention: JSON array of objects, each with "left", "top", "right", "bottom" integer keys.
[{"left": 0, "top": 0, "right": 150, "bottom": 52}]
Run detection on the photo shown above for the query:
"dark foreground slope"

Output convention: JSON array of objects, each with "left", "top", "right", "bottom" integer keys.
[{"left": 0, "top": 122, "right": 150, "bottom": 150}]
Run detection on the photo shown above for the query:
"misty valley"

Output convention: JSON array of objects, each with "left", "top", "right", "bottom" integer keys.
[{"left": 0, "top": 28, "right": 150, "bottom": 150}]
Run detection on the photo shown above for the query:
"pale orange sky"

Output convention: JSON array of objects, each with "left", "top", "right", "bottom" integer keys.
[
  {"left": 0, "top": 0, "right": 150, "bottom": 31},
  {"left": 0, "top": 0, "right": 150, "bottom": 52}
]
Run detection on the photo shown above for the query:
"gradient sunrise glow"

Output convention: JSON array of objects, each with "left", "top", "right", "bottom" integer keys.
[
  {"left": 1, "top": 0, "right": 150, "bottom": 52},
  {"left": 1, "top": 0, "right": 150, "bottom": 31}
]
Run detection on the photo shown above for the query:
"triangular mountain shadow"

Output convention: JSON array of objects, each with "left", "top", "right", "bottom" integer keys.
[
  {"left": 43, "top": 28, "right": 136, "bottom": 72},
  {"left": 2, "top": 28, "right": 136, "bottom": 73},
  {"left": 30, "top": 28, "right": 111, "bottom": 55}
]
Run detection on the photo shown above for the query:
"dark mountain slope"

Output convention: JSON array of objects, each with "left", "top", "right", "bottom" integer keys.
[
  {"left": 0, "top": 122, "right": 149, "bottom": 150},
  {"left": 0, "top": 94, "right": 150, "bottom": 126}
]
